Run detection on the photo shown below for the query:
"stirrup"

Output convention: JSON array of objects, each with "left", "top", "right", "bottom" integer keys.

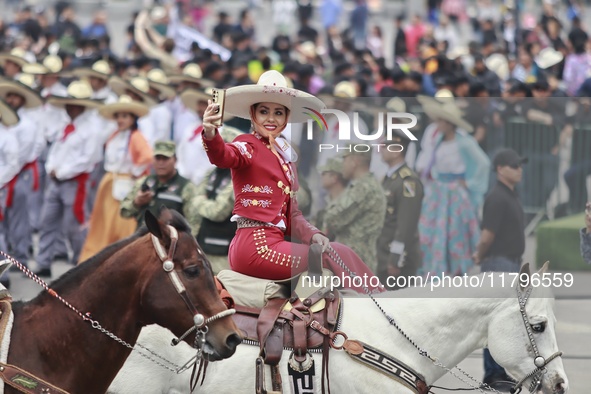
[{"left": 255, "top": 357, "right": 282, "bottom": 394}]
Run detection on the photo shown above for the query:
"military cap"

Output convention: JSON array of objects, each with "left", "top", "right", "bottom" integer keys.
[
  {"left": 382, "top": 129, "right": 413, "bottom": 149},
  {"left": 339, "top": 143, "right": 373, "bottom": 161},
  {"left": 318, "top": 157, "right": 344, "bottom": 174},
  {"left": 153, "top": 140, "right": 176, "bottom": 158}
]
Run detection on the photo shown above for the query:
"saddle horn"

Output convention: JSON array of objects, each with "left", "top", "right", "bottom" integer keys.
[{"left": 307, "top": 243, "right": 324, "bottom": 278}]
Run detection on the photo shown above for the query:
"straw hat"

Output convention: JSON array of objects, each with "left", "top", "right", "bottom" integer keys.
[
  {"left": 70, "top": 60, "right": 112, "bottom": 80},
  {"left": 0, "top": 48, "right": 32, "bottom": 68},
  {"left": 535, "top": 47, "right": 564, "bottom": 70},
  {"left": 167, "top": 63, "right": 214, "bottom": 87},
  {"left": 485, "top": 54, "right": 509, "bottom": 81},
  {"left": 435, "top": 89, "right": 454, "bottom": 98},
  {"left": 108, "top": 76, "right": 157, "bottom": 106},
  {"left": 180, "top": 87, "right": 235, "bottom": 121},
  {"left": 46, "top": 81, "right": 104, "bottom": 109},
  {"left": 421, "top": 99, "right": 473, "bottom": 132},
  {"left": 0, "top": 98, "right": 19, "bottom": 127},
  {"left": 0, "top": 77, "right": 43, "bottom": 108},
  {"left": 386, "top": 97, "right": 406, "bottom": 113},
  {"left": 318, "top": 80, "right": 359, "bottom": 108},
  {"left": 146, "top": 68, "right": 176, "bottom": 98},
  {"left": 22, "top": 55, "right": 63, "bottom": 75},
  {"left": 447, "top": 46, "right": 469, "bottom": 61},
  {"left": 224, "top": 70, "right": 325, "bottom": 123},
  {"left": 99, "top": 95, "right": 150, "bottom": 120}
]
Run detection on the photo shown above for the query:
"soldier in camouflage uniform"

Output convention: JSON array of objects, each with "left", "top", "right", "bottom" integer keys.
[
  {"left": 315, "top": 157, "right": 347, "bottom": 240},
  {"left": 376, "top": 132, "right": 424, "bottom": 289},
  {"left": 323, "top": 146, "right": 386, "bottom": 272},
  {"left": 183, "top": 127, "right": 241, "bottom": 273},
  {"left": 120, "top": 141, "right": 200, "bottom": 234}
]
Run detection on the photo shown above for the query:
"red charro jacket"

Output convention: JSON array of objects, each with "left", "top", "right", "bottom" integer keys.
[{"left": 202, "top": 130, "right": 321, "bottom": 244}]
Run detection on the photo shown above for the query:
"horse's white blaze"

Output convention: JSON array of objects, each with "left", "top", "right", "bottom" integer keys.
[{"left": 108, "top": 272, "right": 568, "bottom": 394}]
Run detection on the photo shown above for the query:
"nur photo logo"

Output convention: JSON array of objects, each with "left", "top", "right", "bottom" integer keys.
[{"left": 303, "top": 107, "right": 418, "bottom": 153}]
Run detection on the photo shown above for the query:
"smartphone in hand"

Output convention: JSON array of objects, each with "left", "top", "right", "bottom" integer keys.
[{"left": 211, "top": 88, "right": 226, "bottom": 127}]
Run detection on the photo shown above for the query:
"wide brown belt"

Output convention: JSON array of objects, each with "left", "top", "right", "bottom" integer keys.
[{"left": 0, "top": 362, "right": 70, "bottom": 394}]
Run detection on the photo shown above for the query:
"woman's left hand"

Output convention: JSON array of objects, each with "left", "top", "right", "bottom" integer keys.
[{"left": 311, "top": 233, "right": 330, "bottom": 252}]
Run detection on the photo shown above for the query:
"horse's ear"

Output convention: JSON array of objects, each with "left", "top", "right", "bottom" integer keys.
[
  {"left": 538, "top": 261, "right": 550, "bottom": 275},
  {"left": 145, "top": 210, "right": 163, "bottom": 240},
  {"left": 518, "top": 262, "right": 531, "bottom": 291},
  {"left": 158, "top": 205, "right": 173, "bottom": 224}
]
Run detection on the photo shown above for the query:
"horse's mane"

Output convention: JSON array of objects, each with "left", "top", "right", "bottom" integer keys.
[{"left": 27, "top": 211, "right": 193, "bottom": 299}]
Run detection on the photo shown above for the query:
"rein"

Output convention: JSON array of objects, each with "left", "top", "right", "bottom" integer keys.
[{"left": 323, "top": 246, "right": 563, "bottom": 394}]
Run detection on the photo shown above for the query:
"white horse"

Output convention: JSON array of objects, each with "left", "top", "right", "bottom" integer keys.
[{"left": 109, "top": 263, "right": 568, "bottom": 394}]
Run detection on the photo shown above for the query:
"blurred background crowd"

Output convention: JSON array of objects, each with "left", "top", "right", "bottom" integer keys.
[{"left": 0, "top": 0, "right": 590, "bottom": 283}]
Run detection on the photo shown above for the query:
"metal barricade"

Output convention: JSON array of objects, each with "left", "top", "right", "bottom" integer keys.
[
  {"left": 567, "top": 124, "right": 591, "bottom": 212},
  {"left": 503, "top": 117, "right": 560, "bottom": 233}
]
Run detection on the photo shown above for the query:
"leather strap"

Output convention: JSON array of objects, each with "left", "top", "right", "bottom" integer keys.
[
  {"left": 0, "top": 363, "right": 70, "bottom": 394},
  {"left": 292, "top": 319, "right": 308, "bottom": 363},
  {"left": 256, "top": 298, "right": 289, "bottom": 363},
  {"left": 264, "top": 322, "right": 284, "bottom": 366}
]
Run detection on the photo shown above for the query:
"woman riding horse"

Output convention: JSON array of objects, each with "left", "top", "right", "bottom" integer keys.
[{"left": 200, "top": 70, "right": 383, "bottom": 293}]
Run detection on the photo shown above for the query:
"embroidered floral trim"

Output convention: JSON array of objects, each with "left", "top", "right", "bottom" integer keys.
[
  {"left": 242, "top": 184, "right": 273, "bottom": 194},
  {"left": 232, "top": 141, "right": 252, "bottom": 159},
  {"left": 262, "top": 86, "right": 297, "bottom": 97},
  {"left": 241, "top": 198, "right": 271, "bottom": 208}
]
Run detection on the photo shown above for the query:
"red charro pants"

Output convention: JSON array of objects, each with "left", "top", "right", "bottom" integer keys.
[{"left": 228, "top": 226, "right": 384, "bottom": 294}]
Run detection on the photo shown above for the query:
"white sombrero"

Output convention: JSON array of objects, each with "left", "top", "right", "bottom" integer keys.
[
  {"left": 108, "top": 76, "right": 157, "bottom": 106},
  {"left": 0, "top": 98, "right": 19, "bottom": 127},
  {"left": 535, "top": 47, "right": 564, "bottom": 70},
  {"left": 0, "top": 76, "right": 43, "bottom": 108},
  {"left": 0, "top": 48, "right": 33, "bottom": 68},
  {"left": 99, "top": 95, "right": 150, "bottom": 120},
  {"left": 146, "top": 68, "right": 176, "bottom": 99},
  {"left": 168, "top": 63, "right": 215, "bottom": 87},
  {"left": 46, "top": 80, "right": 104, "bottom": 109},
  {"left": 22, "top": 55, "right": 63, "bottom": 75},
  {"left": 421, "top": 99, "right": 473, "bottom": 132},
  {"left": 70, "top": 60, "right": 112, "bottom": 80},
  {"left": 180, "top": 87, "right": 235, "bottom": 121},
  {"left": 225, "top": 70, "right": 325, "bottom": 123}
]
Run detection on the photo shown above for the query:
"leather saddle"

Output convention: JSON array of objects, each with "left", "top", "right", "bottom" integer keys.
[{"left": 229, "top": 245, "right": 341, "bottom": 393}]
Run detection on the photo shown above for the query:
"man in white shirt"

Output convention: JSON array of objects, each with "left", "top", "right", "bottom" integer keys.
[
  {"left": 71, "top": 60, "right": 118, "bottom": 104},
  {"left": 34, "top": 81, "right": 104, "bottom": 277},
  {"left": 0, "top": 78, "right": 44, "bottom": 268},
  {"left": 177, "top": 88, "right": 241, "bottom": 186},
  {"left": 0, "top": 100, "right": 21, "bottom": 288},
  {"left": 24, "top": 56, "right": 69, "bottom": 233},
  {"left": 146, "top": 68, "right": 175, "bottom": 143},
  {"left": 168, "top": 63, "right": 214, "bottom": 145}
]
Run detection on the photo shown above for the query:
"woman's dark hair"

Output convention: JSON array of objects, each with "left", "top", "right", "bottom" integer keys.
[{"left": 131, "top": 115, "right": 139, "bottom": 131}]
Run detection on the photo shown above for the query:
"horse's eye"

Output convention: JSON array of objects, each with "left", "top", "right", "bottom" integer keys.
[
  {"left": 531, "top": 323, "right": 546, "bottom": 333},
  {"left": 183, "top": 266, "right": 200, "bottom": 278}
]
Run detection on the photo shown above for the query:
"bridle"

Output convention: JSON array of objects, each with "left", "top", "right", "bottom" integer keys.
[
  {"left": 150, "top": 225, "right": 235, "bottom": 355},
  {"left": 510, "top": 286, "right": 563, "bottom": 394},
  {"left": 325, "top": 247, "right": 564, "bottom": 394}
]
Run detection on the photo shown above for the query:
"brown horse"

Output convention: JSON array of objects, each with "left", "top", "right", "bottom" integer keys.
[{"left": 6, "top": 209, "right": 242, "bottom": 394}]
